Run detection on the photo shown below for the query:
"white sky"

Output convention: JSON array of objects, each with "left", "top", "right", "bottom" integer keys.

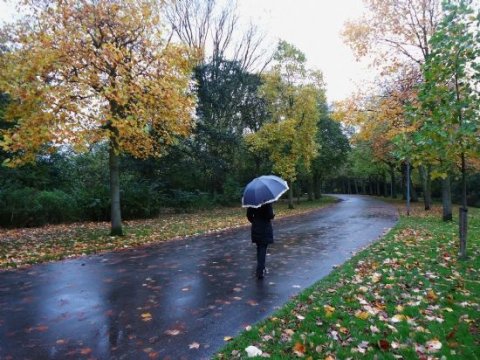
[
  {"left": 0, "top": 0, "right": 374, "bottom": 103},
  {"left": 236, "top": 0, "right": 374, "bottom": 103}
]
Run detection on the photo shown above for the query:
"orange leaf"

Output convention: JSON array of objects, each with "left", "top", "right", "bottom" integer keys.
[{"left": 293, "top": 342, "right": 305, "bottom": 356}]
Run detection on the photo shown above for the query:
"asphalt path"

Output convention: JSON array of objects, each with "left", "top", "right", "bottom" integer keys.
[{"left": 0, "top": 195, "right": 398, "bottom": 360}]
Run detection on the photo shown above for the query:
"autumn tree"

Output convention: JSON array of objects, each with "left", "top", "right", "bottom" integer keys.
[
  {"left": 413, "top": 0, "right": 480, "bottom": 258},
  {"left": 332, "top": 70, "right": 421, "bottom": 203},
  {"left": 343, "top": 0, "right": 442, "bottom": 71},
  {"left": 246, "top": 41, "right": 323, "bottom": 208},
  {"left": 343, "top": 0, "right": 443, "bottom": 210},
  {"left": 0, "top": 0, "right": 196, "bottom": 235}
]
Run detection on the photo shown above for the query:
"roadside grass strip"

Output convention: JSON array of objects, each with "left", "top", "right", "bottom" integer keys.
[
  {"left": 0, "top": 197, "right": 336, "bottom": 270},
  {"left": 215, "top": 205, "right": 480, "bottom": 359}
]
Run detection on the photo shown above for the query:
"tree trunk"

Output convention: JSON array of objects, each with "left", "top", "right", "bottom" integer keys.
[
  {"left": 313, "top": 172, "right": 322, "bottom": 199},
  {"left": 308, "top": 174, "right": 314, "bottom": 201},
  {"left": 383, "top": 173, "right": 388, "bottom": 197},
  {"left": 410, "top": 173, "right": 418, "bottom": 202},
  {"left": 442, "top": 176, "right": 453, "bottom": 221},
  {"left": 288, "top": 185, "right": 294, "bottom": 209},
  {"left": 459, "top": 153, "right": 468, "bottom": 259},
  {"left": 109, "top": 141, "right": 123, "bottom": 236},
  {"left": 406, "top": 161, "right": 411, "bottom": 216},
  {"left": 390, "top": 165, "right": 397, "bottom": 198},
  {"left": 419, "top": 165, "right": 432, "bottom": 210}
]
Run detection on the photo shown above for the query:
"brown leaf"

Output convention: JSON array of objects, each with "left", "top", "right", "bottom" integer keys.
[
  {"left": 293, "top": 342, "right": 305, "bottom": 356},
  {"left": 378, "top": 339, "right": 390, "bottom": 350},
  {"left": 80, "top": 348, "right": 92, "bottom": 355}
]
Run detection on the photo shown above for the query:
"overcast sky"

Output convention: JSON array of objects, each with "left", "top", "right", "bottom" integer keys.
[
  {"left": 236, "top": 0, "right": 374, "bottom": 102},
  {"left": 0, "top": 0, "right": 374, "bottom": 103}
]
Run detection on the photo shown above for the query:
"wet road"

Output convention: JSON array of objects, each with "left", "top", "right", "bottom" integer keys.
[{"left": 0, "top": 195, "right": 397, "bottom": 360}]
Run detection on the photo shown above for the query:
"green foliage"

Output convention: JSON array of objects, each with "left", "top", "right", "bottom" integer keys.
[
  {"left": 410, "top": 0, "right": 480, "bottom": 173},
  {"left": 247, "top": 41, "right": 324, "bottom": 186},
  {"left": 0, "top": 188, "right": 78, "bottom": 227}
]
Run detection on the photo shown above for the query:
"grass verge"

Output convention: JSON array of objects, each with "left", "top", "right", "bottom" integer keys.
[
  {"left": 215, "top": 202, "right": 480, "bottom": 359},
  {"left": 0, "top": 196, "right": 336, "bottom": 270}
]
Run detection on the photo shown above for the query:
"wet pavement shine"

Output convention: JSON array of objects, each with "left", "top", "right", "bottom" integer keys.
[{"left": 0, "top": 195, "right": 398, "bottom": 360}]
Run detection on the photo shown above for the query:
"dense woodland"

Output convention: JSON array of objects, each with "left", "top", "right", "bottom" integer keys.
[{"left": 0, "top": 0, "right": 479, "bottom": 244}]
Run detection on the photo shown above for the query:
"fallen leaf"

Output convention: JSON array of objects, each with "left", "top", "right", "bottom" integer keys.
[
  {"left": 426, "top": 290, "right": 438, "bottom": 302},
  {"left": 324, "top": 305, "right": 335, "bottom": 317},
  {"left": 378, "top": 339, "right": 390, "bottom": 350},
  {"left": 391, "top": 314, "right": 407, "bottom": 323},
  {"left": 370, "top": 325, "right": 380, "bottom": 334},
  {"left": 355, "top": 311, "right": 370, "bottom": 320},
  {"left": 164, "top": 329, "right": 180, "bottom": 336},
  {"left": 425, "top": 339, "right": 442, "bottom": 353},
  {"left": 371, "top": 272, "right": 382, "bottom": 283},
  {"left": 245, "top": 345, "right": 262, "bottom": 357},
  {"left": 80, "top": 348, "right": 92, "bottom": 355},
  {"left": 141, "top": 312, "right": 152, "bottom": 322},
  {"left": 188, "top": 342, "right": 200, "bottom": 349},
  {"left": 293, "top": 342, "right": 305, "bottom": 356}
]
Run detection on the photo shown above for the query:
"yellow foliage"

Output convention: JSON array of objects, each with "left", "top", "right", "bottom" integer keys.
[{"left": 0, "top": 0, "right": 196, "bottom": 165}]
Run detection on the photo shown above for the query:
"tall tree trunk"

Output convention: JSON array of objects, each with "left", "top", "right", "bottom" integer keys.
[
  {"left": 410, "top": 172, "right": 418, "bottom": 202},
  {"left": 308, "top": 174, "right": 314, "bottom": 201},
  {"left": 459, "top": 153, "right": 468, "bottom": 259},
  {"left": 419, "top": 165, "right": 432, "bottom": 210},
  {"left": 455, "top": 69, "right": 468, "bottom": 259},
  {"left": 406, "top": 161, "right": 411, "bottom": 216},
  {"left": 362, "top": 180, "right": 366, "bottom": 194},
  {"left": 383, "top": 173, "right": 388, "bottom": 197},
  {"left": 313, "top": 172, "right": 322, "bottom": 199},
  {"left": 288, "top": 185, "right": 294, "bottom": 209},
  {"left": 442, "top": 176, "right": 453, "bottom": 221},
  {"left": 109, "top": 141, "right": 123, "bottom": 236},
  {"left": 390, "top": 164, "right": 397, "bottom": 198},
  {"left": 296, "top": 182, "right": 301, "bottom": 204}
]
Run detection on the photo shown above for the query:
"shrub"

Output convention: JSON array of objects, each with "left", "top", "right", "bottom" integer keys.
[
  {"left": 36, "top": 190, "right": 78, "bottom": 224},
  {"left": 0, "top": 188, "right": 77, "bottom": 227}
]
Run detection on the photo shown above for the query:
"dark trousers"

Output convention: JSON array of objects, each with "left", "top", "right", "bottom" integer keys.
[{"left": 256, "top": 243, "right": 268, "bottom": 274}]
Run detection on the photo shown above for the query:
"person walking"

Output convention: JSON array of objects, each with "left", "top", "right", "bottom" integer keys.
[{"left": 247, "top": 203, "right": 275, "bottom": 279}]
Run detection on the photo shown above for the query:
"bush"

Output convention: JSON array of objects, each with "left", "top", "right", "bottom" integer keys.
[
  {"left": 0, "top": 187, "right": 41, "bottom": 227},
  {"left": 121, "top": 182, "right": 161, "bottom": 219},
  {"left": 72, "top": 186, "right": 110, "bottom": 222},
  {"left": 215, "top": 176, "right": 243, "bottom": 206},
  {"left": 0, "top": 188, "right": 78, "bottom": 227},
  {"left": 36, "top": 190, "right": 78, "bottom": 224},
  {"left": 161, "top": 189, "right": 212, "bottom": 212}
]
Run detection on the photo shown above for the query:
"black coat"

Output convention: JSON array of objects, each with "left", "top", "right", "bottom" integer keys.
[{"left": 247, "top": 203, "right": 275, "bottom": 244}]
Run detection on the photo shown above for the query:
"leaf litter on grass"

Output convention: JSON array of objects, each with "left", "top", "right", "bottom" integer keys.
[{"left": 215, "top": 203, "right": 480, "bottom": 359}]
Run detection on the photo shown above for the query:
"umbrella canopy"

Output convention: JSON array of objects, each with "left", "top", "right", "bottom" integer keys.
[{"left": 242, "top": 175, "right": 289, "bottom": 208}]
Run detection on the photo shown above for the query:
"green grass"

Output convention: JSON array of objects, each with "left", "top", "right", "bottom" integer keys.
[
  {"left": 0, "top": 196, "right": 337, "bottom": 270},
  {"left": 215, "top": 203, "right": 480, "bottom": 359}
]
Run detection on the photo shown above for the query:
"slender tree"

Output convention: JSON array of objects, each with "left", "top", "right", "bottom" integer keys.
[{"left": 414, "top": 0, "right": 480, "bottom": 258}]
